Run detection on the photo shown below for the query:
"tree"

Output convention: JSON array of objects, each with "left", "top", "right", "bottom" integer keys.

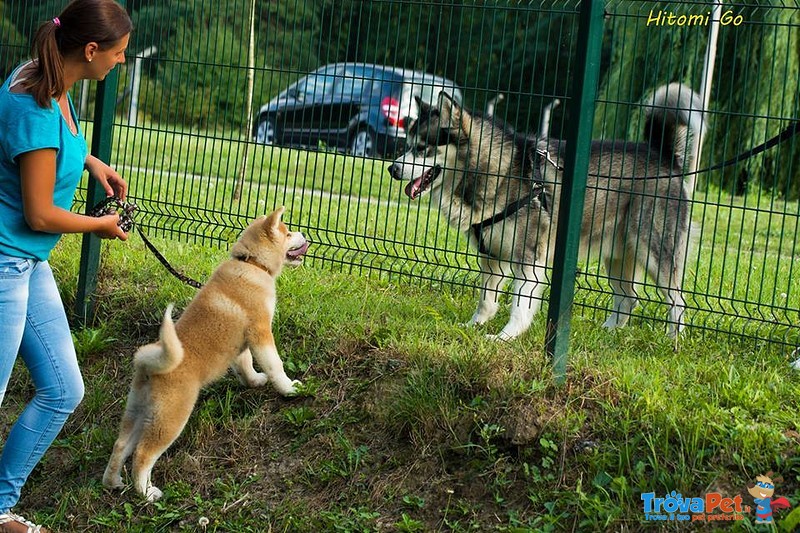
[
  {"left": 596, "top": 1, "right": 800, "bottom": 198},
  {"left": 0, "top": 1, "right": 27, "bottom": 80}
]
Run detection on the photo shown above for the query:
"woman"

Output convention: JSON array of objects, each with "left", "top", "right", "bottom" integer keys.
[{"left": 0, "top": 1, "right": 132, "bottom": 530}]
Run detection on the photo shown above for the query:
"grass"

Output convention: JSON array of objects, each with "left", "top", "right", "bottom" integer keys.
[
  {"left": 0, "top": 226, "right": 796, "bottom": 531},
  {"left": 2, "top": 127, "right": 797, "bottom": 530}
]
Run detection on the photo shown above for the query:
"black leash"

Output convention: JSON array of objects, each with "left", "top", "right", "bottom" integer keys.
[
  {"left": 135, "top": 227, "right": 204, "bottom": 289},
  {"left": 90, "top": 197, "right": 204, "bottom": 289},
  {"left": 686, "top": 120, "right": 800, "bottom": 176}
]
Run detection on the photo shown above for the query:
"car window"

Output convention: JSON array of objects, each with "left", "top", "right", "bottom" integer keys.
[
  {"left": 296, "top": 74, "right": 336, "bottom": 99},
  {"left": 335, "top": 75, "right": 367, "bottom": 100}
]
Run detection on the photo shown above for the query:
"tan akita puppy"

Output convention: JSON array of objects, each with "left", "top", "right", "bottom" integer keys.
[{"left": 103, "top": 207, "right": 308, "bottom": 501}]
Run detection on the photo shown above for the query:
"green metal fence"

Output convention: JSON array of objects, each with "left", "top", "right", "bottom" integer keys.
[{"left": 1, "top": 1, "right": 798, "bottom": 364}]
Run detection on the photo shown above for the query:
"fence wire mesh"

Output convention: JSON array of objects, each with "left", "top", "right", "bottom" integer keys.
[{"left": 1, "top": 0, "right": 798, "bottom": 348}]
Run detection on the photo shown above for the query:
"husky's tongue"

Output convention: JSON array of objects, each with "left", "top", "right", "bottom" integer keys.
[
  {"left": 405, "top": 177, "right": 423, "bottom": 200},
  {"left": 286, "top": 241, "right": 309, "bottom": 259}
]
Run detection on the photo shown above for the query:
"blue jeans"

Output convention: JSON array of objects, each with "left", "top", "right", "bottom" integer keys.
[{"left": 0, "top": 254, "right": 84, "bottom": 512}]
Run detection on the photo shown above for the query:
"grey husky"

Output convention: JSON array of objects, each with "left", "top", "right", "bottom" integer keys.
[{"left": 388, "top": 83, "right": 705, "bottom": 340}]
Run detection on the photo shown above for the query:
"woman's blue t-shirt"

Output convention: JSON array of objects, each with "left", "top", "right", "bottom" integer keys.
[{"left": 0, "top": 64, "right": 88, "bottom": 261}]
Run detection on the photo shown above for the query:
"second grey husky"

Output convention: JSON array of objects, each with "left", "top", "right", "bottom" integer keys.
[{"left": 388, "top": 83, "right": 705, "bottom": 340}]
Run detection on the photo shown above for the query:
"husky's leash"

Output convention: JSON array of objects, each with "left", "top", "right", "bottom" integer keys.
[
  {"left": 686, "top": 120, "right": 800, "bottom": 177},
  {"left": 90, "top": 197, "right": 204, "bottom": 289}
]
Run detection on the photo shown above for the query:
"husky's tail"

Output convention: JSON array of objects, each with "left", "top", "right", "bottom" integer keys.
[
  {"left": 642, "top": 82, "right": 706, "bottom": 179},
  {"left": 133, "top": 304, "right": 184, "bottom": 375}
]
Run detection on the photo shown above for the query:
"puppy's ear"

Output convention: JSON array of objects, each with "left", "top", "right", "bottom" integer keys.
[{"left": 264, "top": 206, "right": 285, "bottom": 234}]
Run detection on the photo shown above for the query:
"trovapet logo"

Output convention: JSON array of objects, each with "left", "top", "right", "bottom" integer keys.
[
  {"left": 641, "top": 491, "right": 749, "bottom": 522},
  {"left": 642, "top": 473, "right": 793, "bottom": 523}
]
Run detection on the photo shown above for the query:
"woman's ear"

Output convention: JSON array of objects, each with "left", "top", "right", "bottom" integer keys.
[{"left": 84, "top": 42, "right": 99, "bottom": 62}]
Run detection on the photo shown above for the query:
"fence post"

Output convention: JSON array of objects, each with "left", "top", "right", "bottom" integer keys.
[
  {"left": 74, "top": 70, "right": 121, "bottom": 324},
  {"left": 545, "top": 0, "right": 605, "bottom": 384}
]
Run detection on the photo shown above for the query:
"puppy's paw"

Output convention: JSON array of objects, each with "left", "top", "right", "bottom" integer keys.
[
  {"left": 280, "top": 379, "right": 303, "bottom": 397},
  {"left": 102, "top": 473, "right": 124, "bottom": 490},
  {"left": 245, "top": 372, "right": 269, "bottom": 388},
  {"left": 145, "top": 485, "right": 164, "bottom": 502}
]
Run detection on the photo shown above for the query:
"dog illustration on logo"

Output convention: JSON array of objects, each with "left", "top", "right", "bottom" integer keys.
[{"left": 747, "top": 473, "right": 791, "bottom": 523}]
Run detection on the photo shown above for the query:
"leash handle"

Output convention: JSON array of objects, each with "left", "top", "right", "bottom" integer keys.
[{"left": 89, "top": 196, "right": 137, "bottom": 232}]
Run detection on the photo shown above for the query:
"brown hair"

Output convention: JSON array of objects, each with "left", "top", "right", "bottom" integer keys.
[{"left": 24, "top": 0, "right": 132, "bottom": 108}]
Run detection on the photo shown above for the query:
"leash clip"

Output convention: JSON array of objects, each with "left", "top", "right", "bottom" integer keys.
[{"left": 537, "top": 147, "right": 563, "bottom": 171}]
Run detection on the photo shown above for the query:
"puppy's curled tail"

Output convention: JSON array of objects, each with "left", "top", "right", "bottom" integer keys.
[
  {"left": 642, "top": 82, "right": 706, "bottom": 174},
  {"left": 134, "top": 303, "right": 184, "bottom": 375}
]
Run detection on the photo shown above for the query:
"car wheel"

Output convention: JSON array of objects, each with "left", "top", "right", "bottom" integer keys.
[
  {"left": 256, "top": 116, "right": 276, "bottom": 144},
  {"left": 349, "top": 127, "right": 376, "bottom": 157}
]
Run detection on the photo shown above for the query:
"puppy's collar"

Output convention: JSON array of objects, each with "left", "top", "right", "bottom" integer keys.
[{"left": 233, "top": 254, "right": 273, "bottom": 276}]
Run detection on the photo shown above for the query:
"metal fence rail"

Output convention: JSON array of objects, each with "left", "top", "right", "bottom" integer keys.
[{"left": 1, "top": 0, "right": 797, "bottom": 362}]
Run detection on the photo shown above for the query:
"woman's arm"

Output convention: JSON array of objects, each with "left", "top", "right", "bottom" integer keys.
[
  {"left": 85, "top": 154, "right": 128, "bottom": 200},
  {"left": 19, "top": 149, "right": 127, "bottom": 240}
]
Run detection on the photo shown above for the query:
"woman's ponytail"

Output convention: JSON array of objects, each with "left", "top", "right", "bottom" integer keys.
[{"left": 26, "top": 19, "right": 64, "bottom": 108}]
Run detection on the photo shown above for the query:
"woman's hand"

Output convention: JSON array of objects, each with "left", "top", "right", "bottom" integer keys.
[
  {"left": 85, "top": 155, "right": 128, "bottom": 200},
  {"left": 93, "top": 213, "right": 128, "bottom": 240}
]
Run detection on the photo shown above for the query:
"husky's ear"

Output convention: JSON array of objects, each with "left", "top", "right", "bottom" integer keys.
[
  {"left": 263, "top": 206, "right": 285, "bottom": 234},
  {"left": 437, "top": 91, "right": 461, "bottom": 127},
  {"left": 415, "top": 95, "right": 438, "bottom": 118}
]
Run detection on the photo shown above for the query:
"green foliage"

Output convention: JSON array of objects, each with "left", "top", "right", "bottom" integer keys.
[
  {"left": 0, "top": 1, "right": 27, "bottom": 80},
  {"left": 394, "top": 513, "right": 425, "bottom": 532},
  {"left": 709, "top": 4, "right": 800, "bottom": 199},
  {"left": 3, "top": 234, "right": 795, "bottom": 530},
  {"left": 72, "top": 326, "right": 117, "bottom": 359}
]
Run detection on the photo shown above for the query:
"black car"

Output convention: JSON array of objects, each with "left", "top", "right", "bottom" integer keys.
[{"left": 253, "top": 63, "right": 462, "bottom": 158}]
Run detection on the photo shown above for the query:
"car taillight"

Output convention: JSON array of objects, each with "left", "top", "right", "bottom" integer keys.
[{"left": 381, "top": 97, "right": 404, "bottom": 129}]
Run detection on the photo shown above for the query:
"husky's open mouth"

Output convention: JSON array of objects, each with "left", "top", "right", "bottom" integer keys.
[
  {"left": 404, "top": 164, "right": 442, "bottom": 200},
  {"left": 286, "top": 241, "right": 309, "bottom": 261}
]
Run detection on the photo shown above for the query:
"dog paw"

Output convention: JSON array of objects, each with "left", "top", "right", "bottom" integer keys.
[
  {"left": 102, "top": 473, "right": 124, "bottom": 489},
  {"left": 246, "top": 372, "right": 269, "bottom": 388},
  {"left": 145, "top": 485, "right": 164, "bottom": 502},
  {"left": 275, "top": 379, "right": 302, "bottom": 397},
  {"left": 485, "top": 332, "right": 513, "bottom": 342},
  {"left": 602, "top": 317, "right": 620, "bottom": 330},
  {"left": 666, "top": 322, "right": 684, "bottom": 339}
]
